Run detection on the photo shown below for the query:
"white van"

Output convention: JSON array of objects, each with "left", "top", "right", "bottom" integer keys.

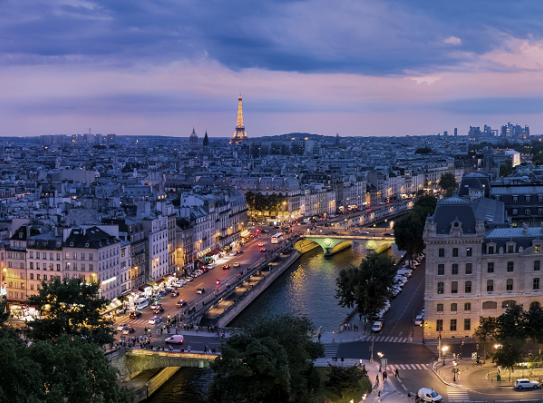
[
  {"left": 417, "top": 388, "right": 442, "bottom": 403},
  {"left": 135, "top": 299, "right": 149, "bottom": 310}
]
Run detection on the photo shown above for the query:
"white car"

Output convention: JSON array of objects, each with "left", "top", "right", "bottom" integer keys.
[
  {"left": 372, "top": 321, "right": 383, "bottom": 333},
  {"left": 165, "top": 335, "right": 184, "bottom": 344},
  {"left": 417, "top": 388, "right": 442, "bottom": 403},
  {"left": 148, "top": 316, "right": 162, "bottom": 325},
  {"left": 515, "top": 379, "right": 540, "bottom": 390},
  {"left": 415, "top": 315, "right": 424, "bottom": 326},
  {"left": 206, "top": 264, "right": 215, "bottom": 269},
  {"left": 117, "top": 323, "right": 128, "bottom": 331}
]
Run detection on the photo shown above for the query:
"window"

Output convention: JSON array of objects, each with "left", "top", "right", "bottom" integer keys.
[
  {"left": 29, "top": 262, "right": 33, "bottom": 270},
  {"left": 452, "top": 264, "right": 458, "bottom": 275},
  {"left": 437, "top": 303, "right": 444, "bottom": 312},
  {"left": 30, "top": 273, "right": 34, "bottom": 280},
  {"left": 488, "top": 246, "right": 494, "bottom": 254},
  {"left": 512, "top": 208, "right": 518, "bottom": 216},
  {"left": 89, "top": 264, "right": 93, "bottom": 271},
  {"left": 465, "top": 281, "right": 472, "bottom": 293},
  {"left": 450, "top": 319, "right": 457, "bottom": 331},
  {"left": 466, "top": 247, "right": 472, "bottom": 257},
  {"left": 36, "top": 274, "right": 41, "bottom": 281},
  {"left": 65, "top": 252, "right": 69, "bottom": 259},
  {"left": 531, "top": 301, "right": 541, "bottom": 310},
  {"left": 482, "top": 301, "right": 497, "bottom": 309},
  {"left": 464, "top": 319, "right": 471, "bottom": 331},
  {"left": 43, "top": 275, "right": 47, "bottom": 281},
  {"left": 436, "top": 320, "right": 443, "bottom": 332},
  {"left": 451, "top": 281, "right": 458, "bottom": 294},
  {"left": 81, "top": 253, "right": 85, "bottom": 261},
  {"left": 56, "top": 264, "right": 60, "bottom": 271},
  {"left": 36, "top": 263, "right": 40, "bottom": 270},
  {"left": 488, "top": 262, "right": 494, "bottom": 273},
  {"left": 439, "top": 248, "right": 445, "bottom": 257},
  {"left": 30, "top": 284, "right": 34, "bottom": 291},
  {"left": 437, "top": 264, "right": 444, "bottom": 275},
  {"left": 451, "top": 303, "right": 457, "bottom": 312},
  {"left": 89, "top": 253, "right": 94, "bottom": 261},
  {"left": 36, "top": 252, "right": 40, "bottom": 259},
  {"left": 534, "top": 278, "right": 540, "bottom": 290},
  {"left": 535, "top": 261, "right": 541, "bottom": 271},
  {"left": 505, "top": 278, "right": 513, "bottom": 291},
  {"left": 465, "top": 263, "right": 472, "bottom": 274},
  {"left": 452, "top": 248, "right": 458, "bottom": 257},
  {"left": 56, "top": 253, "right": 61, "bottom": 261},
  {"left": 81, "top": 264, "right": 85, "bottom": 272},
  {"left": 508, "top": 245, "right": 514, "bottom": 253},
  {"left": 502, "top": 300, "right": 516, "bottom": 309},
  {"left": 507, "top": 261, "right": 514, "bottom": 272},
  {"left": 464, "top": 302, "right": 471, "bottom": 311},
  {"left": 536, "top": 246, "right": 541, "bottom": 254},
  {"left": 29, "top": 252, "right": 33, "bottom": 259},
  {"left": 487, "top": 280, "right": 494, "bottom": 292},
  {"left": 526, "top": 209, "right": 531, "bottom": 216},
  {"left": 513, "top": 196, "right": 518, "bottom": 203}
]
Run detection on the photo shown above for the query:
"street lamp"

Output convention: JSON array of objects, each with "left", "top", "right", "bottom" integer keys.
[
  {"left": 453, "top": 361, "right": 457, "bottom": 382},
  {"left": 460, "top": 340, "right": 464, "bottom": 360},
  {"left": 442, "top": 346, "right": 449, "bottom": 366},
  {"left": 377, "top": 352, "right": 384, "bottom": 372}
]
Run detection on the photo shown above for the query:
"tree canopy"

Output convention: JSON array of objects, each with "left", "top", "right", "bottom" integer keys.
[
  {"left": 335, "top": 253, "right": 397, "bottom": 319},
  {"left": 415, "top": 147, "right": 432, "bottom": 154},
  {"left": 439, "top": 172, "right": 457, "bottom": 197},
  {"left": 245, "top": 192, "right": 287, "bottom": 217},
  {"left": 26, "top": 277, "right": 115, "bottom": 346},
  {"left": 394, "top": 195, "right": 437, "bottom": 258}
]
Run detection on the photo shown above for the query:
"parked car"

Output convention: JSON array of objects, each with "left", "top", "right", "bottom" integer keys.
[
  {"left": 122, "top": 327, "right": 135, "bottom": 335},
  {"left": 176, "top": 300, "right": 187, "bottom": 308},
  {"left": 206, "top": 264, "right": 215, "bottom": 270},
  {"left": 165, "top": 335, "right": 184, "bottom": 344},
  {"left": 233, "top": 262, "right": 240, "bottom": 267},
  {"left": 417, "top": 388, "right": 442, "bottom": 403},
  {"left": 186, "top": 276, "right": 194, "bottom": 282},
  {"left": 515, "top": 379, "right": 540, "bottom": 390},
  {"left": 148, "top": 316, "right": 162, "bottom": 325},
  {"left": 197, "top": 287, "right": 205, "bottom": 294},
  {"left": 129, "top": 311, "right": 142, "bottom": 319},
  {"left": 158, "top": 290, "right": 168, "bottom": 297},
  {"left": 372, "top": 321, "right": 383, "bottom": 333},
  {"left": 171, "top": 291, "right": 179, "bottom": 297},
  {"left": 415, "top": 315, "right": 424, "bottom": 326},
  {"left": 229, "top": 251, "right": 237, "bottom": 256}
]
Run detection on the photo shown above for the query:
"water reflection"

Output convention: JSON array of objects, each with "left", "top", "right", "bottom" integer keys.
[{"left": 145, "top": 368, "right": 213, "bottom": 403}]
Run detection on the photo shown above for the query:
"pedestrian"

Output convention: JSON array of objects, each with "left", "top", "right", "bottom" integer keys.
[
  {"left": 175, "top": 326, "right": 178, "bottom": 335},
  {"left": 375, "top": 374, "right": 379, "bottom": 384},
  {"left": 318, "top": 333, "right": 321, "bottom": 342},
  {"left": 160, "top": 328, "right": 163, "bottom": 336},
  {"left": 395, "top": 368, "right": 399, "bottom": 378}
]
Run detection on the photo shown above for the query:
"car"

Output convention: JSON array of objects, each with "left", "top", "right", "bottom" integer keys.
[
  {"left": 237, "top": 250, "right": 244, "bottom": 254},
  {"left": 171, "top": 291, "right": 179, "bottom": 297},
  {"left": 417, "top": 388, "right": 442, "bottom": 403},
  {"left": 165, "top": 335, "right": 184, "bottom": 344},
  {"left": 197, "top": 287, "right": 205, "bottom": 294},
  {"left": 260, "top": 247, "right": 266, "bottom": 252},
  {"left": 233, "top": 262, "right": 240, "bottom": 267},
  {"left": 158, "top": 290, "right": 168, "bottom": 297},
  {"left": 415, "top": 315, "right": 424, "bottom": 326},
  {"left": 150, "top": 302, "right": 162, "bottom": 310},
  {"left": 515, "top": 379, "right": 540, "bottom": 390},
  {"left": 129, "top": 311, "right": 142, "bottom": 319},
  {"left": 383, "top": 232, "right": 394, "bottom": 237},
  {"left": 122, "top": 327, "right": 135, "bottom": 335},
  {"left": 258, "top": 242, "right": 264, "bottom": 247},
  {"left": 176, "top": 300, "right": 187, "bottom": 308},
  {"left": 229, "top": 251, "right": 237, "bottom": 256},
  {"left": 186, "top": 276, "right": 194, "bottom": 282},
  {"left": 148, "top": 316, "right": 162, "bottom": 325},
  {"left": 153, "top": 306, "right": 164, "bottom": 314},
  {"left": 117, "top": 323, "right": 129, "bottom": 331},
  {"left": 223, "top": 264, "right": 230, "bottom": 270},
  {"left": 372, "top": 321, "right": 383, "bottom": 333},
  {"left": 206, "top": 264, "right": 216, "bottom": 270}
]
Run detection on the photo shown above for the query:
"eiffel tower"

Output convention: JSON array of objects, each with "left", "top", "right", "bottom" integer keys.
[{"left": 230, "top": 96, "right": 248, "bottom": 144}]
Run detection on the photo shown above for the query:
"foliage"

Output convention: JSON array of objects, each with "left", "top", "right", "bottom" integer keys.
[
  {"left": 415, "top": 147, "right": 431, "bottom": 154},
  {"left": 30, "top": 226, "right": 40, "bottom": 236},
  {"left": 209, "top": 314, "right": 324, "bottom": 403},
  {"left": 171, "top": 194, "right": 181, "bottom": 206},
  {"left": 499, "top": 163, "right": 513, "bottom": 177},
  {"left": 326, "top": 364, "right": 367, "bottom": 398},
  {"left": 439, "top": 172, "right": 457, "bottom": 197},
  {"left": 0, "top": 333, "right": 134, "bottom": 403},
  {"left": 92, "top": 145, "right": 107, "bottom": 149},
  {"left": 26, "top": 277, "right": 115, "bottom": 346},
  {"left": 525, "top": 304, "right": 543, "bottom": 344},
  {"left": 473, "top": 317, "right": 496, "bottom": 346},
  {"left": 245, "top": 191, "right": 287, "bottom": 216},
  {"left": 335, "top": 253, "right": 397, "bottom": 318},
  {"left": 493, "top": 338, "right": 525, "bottom": 371},
  {"left": 394, "top": 195, "right": 437, "bottom": 258},
  {"left": 533, "top": 153, "right": 543, "bottom": 166},
  {"left": 208, "top": 334, "right": 291, "bottom": 403},
  {"left": 0, "top": 301, "right": 10, "bottom": 327},
  {"left": 495, "top": 305, "right": 527, "bottom": 343}
]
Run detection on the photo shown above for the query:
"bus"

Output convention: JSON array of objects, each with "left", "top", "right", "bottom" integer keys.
[{"left": 271, "top": 233, "right": 283, "bottom": 244}]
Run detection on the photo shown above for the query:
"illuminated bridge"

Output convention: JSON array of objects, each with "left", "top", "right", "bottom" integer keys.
[{"left": 297, "top": 233, "right": 395, "bottom": 256}]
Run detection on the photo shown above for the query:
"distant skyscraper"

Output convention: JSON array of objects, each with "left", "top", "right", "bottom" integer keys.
[
  {"left": 454, "top": 128, "right": 457, "bottom": 137},
  {"left": 189, "top": 127, "right": 199, "bottom": 148},
  {"left": 230, "top": 96, "right": 248, "bottom": 145}
]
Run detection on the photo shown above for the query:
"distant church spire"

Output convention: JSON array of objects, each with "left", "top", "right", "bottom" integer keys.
[
  {"left": 203, "top": 131, "right": 209, "bottom": 146},
  {"left": 230, "top": 96, "right": 248, "bottom": 145}
]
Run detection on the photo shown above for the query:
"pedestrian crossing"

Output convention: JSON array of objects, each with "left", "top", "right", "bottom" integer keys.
[
  {"left": 361, "top": 335, "right": 411, "bottom": 343},
  {"left": 447, "top": 385, "right": 470, "bottom": 402},
  {"left": 385, "top": 364, "right": 429, "bottom": 371},
  {"left": 323, "top": 343, "right": 339, "bottom": 357}
]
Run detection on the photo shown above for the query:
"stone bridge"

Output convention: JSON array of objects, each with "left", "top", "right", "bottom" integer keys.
[
  {"left": 108, "top": 348, "right": 218, "bottom": 381},
  {"left": 297, "top": 235, "right": 395, "bottom": 256}
]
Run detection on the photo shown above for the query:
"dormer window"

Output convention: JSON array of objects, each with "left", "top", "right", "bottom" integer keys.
[
  {"left": 85, "top": 243, "right": 90, "bottom": 248},
  {"left": 513, "top": 195, "right": 518, "bottom": 203},
  {"left": 70, "top": 242, "right": 74, "bottom": 247},
  {"left": 526, "top": 195, "right": 531, "bottom": 203}
]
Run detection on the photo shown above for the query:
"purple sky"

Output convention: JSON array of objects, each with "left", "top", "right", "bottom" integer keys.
[{"left": 2, "top": 0, "right": 543, "bottom": 137}]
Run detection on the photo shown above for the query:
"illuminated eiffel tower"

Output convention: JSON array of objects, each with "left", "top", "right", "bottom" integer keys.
[{"left": 230, "top": 96, "right": 248, "bottom": 144}]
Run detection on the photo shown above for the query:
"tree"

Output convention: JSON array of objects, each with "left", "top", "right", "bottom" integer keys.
[
  {"left": 493, "top": 338, "right": 525, "bottom": 374},
  {"left": 326, "top": 364, "right": 367, "bottom": 399},
  {"left": 473, "top": 317, "right": 496, "bottom": 360},
  {"left": 525, "top": 304, "right": 543, "bottom": 344},
  {"left": 415, "top": 147, "right": 431, "bottom": 154},
  {"left": 439, "top": 172, "right": 457, "bottom": 197},
  {"left": 335, "top": 253, "right": 397, "bottom": 319},
  {"left": 208, "top": 334, "right": 290, "bottom": 403},
  {"left": 495, "top": 305, "right": 527, "bottom": 343},
  {"left": 26, "top": 277, "right": 115, "bottom": 346},
  {"left": 499, "top": 163, "right": 513, "bottom": 177},
  {"left": 0, "top": 333, "right": 134, "bottom": 403}
]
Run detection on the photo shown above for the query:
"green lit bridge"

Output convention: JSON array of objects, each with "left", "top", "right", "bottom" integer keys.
[{"left": 296, "top": 233, "right": 395, "bottom": 256}]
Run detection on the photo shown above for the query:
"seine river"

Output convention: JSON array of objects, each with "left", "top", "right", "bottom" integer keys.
[{"left": 147, "top": 241, "right": 397, "bottom": 402}]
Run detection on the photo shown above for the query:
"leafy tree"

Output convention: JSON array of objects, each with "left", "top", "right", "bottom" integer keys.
[
  {"left": 533, "top": 153, "right": 543, "bottom": 166},
  {"left": 171, "top": 194, "right": 181, "bottom": 206},
  {"left": 415, "top": 147, "right": 431, "bottom": 154},
  {"left": 473, "top": 317, "right": 496, "bottom": 360},
  {"left": 499, "top": 163, "right": 513, "bottom": 177},
  {"left": 244, "top": 314, "right": 324, "bottom": 402},
  {"left": 525, "top": 304, "right": 543, "bottom": 344},
  {"left": 30, "top": 226, "right": 40, "bottom": 236},
  {"left": 26, "top": 277, "right": 115, "bottom": 346},
  {"left": 495, "top": 305, "right": 527, "bottom": 343},
  {"left": 0, "top": 333, "right": 134, "bottom": 403},
  {"left": 92, "top": 144, "right": 107, "bottom": 150},
  {"left": 0, "top": 301, "right": 10, "bottom": 327},
  {"left": 493, "top": 338, "right": 525, "bottom": 373},
  {"left": 326, "top": 364, "right": 367, "bottom": 399},
  {"left": 208, "top": 334, "right": 291, "bottom": 403},
  {"left": 335, "top": 253, "right": 397, "bottom": 319},
  {"left": 439, "top": 172, "right": 457, "bottom": 197}
]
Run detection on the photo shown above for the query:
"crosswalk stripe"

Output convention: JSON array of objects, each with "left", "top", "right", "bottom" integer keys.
[
  {"left": 399, "top": 364, "right": 406, "bottom": 369},
  {"left": 447, "top": 385, "right": 469, "bottom": 401},
  {"left": 392, "top": 337, "right": 398, "bottom": 342}
]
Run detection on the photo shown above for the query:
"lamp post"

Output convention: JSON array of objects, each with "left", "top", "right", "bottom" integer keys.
[
  {"left": 442, "top": 346, "right": 449, "bottom": 366},
  {"left": 377, "top": 352, "right": 384, "bottom": 372},
  {"left": 453, "top": 361, "right": 457, "bottom": 382},
  {"left": 460, "top": 340, "right": 464, "bottom": 360}
]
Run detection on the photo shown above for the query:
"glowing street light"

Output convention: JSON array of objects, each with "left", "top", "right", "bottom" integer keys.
[{"left": 442, "top": 346, "right": 449, "bottom": 366}]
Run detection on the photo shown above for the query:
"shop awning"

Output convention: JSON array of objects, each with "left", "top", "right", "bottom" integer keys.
[
  {"left": 138, "top": 284, "right": 152, "bottom": 292},
  {"left": 206, "top": 249, "right": 221, "bottom": 256},
  {"left": 101, "top": 298, "right": 122, "bottom": 314}
]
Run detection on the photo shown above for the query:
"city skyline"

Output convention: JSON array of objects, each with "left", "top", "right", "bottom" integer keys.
[{"left": 2, "top": 1, "right": 543, "bottom": 137}]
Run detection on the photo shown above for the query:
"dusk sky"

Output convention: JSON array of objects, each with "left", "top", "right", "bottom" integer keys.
[{"left": 2, "top": 0, "right": 543, "bottom": 137}]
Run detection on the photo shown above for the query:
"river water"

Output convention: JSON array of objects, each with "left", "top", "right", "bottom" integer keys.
[{"left": 146, "top": 241, "right": 398, "bottom": 402}]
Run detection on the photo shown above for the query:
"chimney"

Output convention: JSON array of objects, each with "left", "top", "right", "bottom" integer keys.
[{"left": 523, "top": 222, "right": 530, "bottom": 235}]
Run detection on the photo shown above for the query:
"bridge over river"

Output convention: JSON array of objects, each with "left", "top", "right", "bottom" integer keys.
[{"left": 298, "top": 228, "right": 395, "bottom": 256}]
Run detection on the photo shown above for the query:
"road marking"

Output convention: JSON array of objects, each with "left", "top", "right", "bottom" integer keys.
[
  {"left": 399, "top": 364, "right": 406, "bottom": 369},
  {"left": 447, "top": 385, "right": 469, "bottom": 401},
  {"left": 388, "top": 268, "right": 425, "bottom": 335}
]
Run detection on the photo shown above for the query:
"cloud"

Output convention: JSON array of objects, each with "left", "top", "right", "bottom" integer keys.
[{"left": 444, "top": 36, "right": 462, "bottom": 45}]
